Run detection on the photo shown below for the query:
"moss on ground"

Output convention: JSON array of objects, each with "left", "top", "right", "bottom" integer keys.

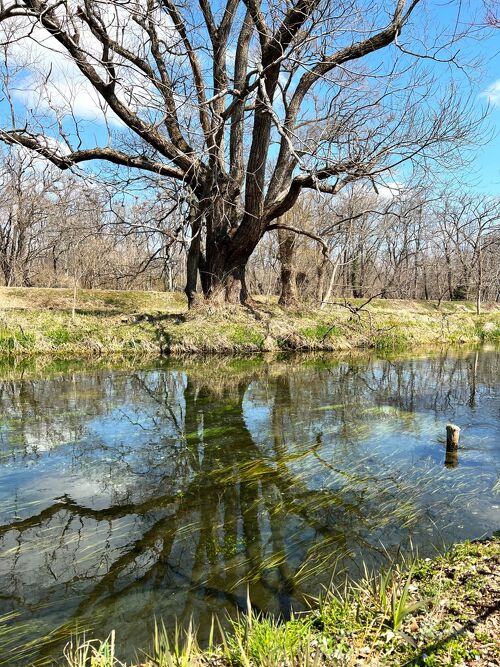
[{"left": 0, "top": 287, "right": 498, "bottom": 356}]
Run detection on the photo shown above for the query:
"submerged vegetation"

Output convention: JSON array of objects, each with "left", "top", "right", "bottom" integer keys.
[
  {"left": 0, "top": 349, "right": 497, "bottom": 666},
  {"left": 2, "top": 538, "right": 498, "bottom": 667},
  {"left": 0, "top": 287, "right": 498, "bottom": 356}
]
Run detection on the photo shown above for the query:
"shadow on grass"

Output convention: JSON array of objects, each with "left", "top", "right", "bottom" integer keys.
[
  {"left": 132, "top": 312, "right": 186, "bottom": 324},
  {"left": 407, "top": 599, "right": 500, "bottom": 666}
]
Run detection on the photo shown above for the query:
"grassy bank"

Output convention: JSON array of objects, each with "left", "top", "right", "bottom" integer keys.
[
  {"left": 0, "top": 287, "right": 499, "bottom": 356},
  {"left": 5, "top": 537, "right": 498, "bottom": 666}
]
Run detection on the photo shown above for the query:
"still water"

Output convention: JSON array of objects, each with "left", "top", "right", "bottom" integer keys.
[{"left": 0, "top": 349, "right": 498, "bottom": 665}]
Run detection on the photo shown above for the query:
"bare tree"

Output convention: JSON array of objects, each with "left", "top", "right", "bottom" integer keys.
[
  {"left": 436, "top": 193, "right": 500, "bottom": 314},
  {"left": 274, "top": 197, "right": 323, "bottom": 307},
  {"left": 0, "top": 0, "right": 482, "bottom": 305},
  {"left": 0, "top": 146, "right": 55, "bottom": 285}
]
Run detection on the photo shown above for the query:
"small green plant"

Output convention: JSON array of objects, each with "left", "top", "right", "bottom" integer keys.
[
  {"left": 366, "top": 561, "right": 422, "bottom": 631},
  {"left": 373, "top": 331, "right": 409, "bottom": 351},
  {"left": 142, "top": 619, "right": 200, "bottom": 667},
  {"left": 64, "top": 631, "right": 123, "bottom": 667},
  {"left": 301, "top": 324, "right": 332, "bottom": 341},
  {"left": 389, "top": 565, "right": 422, "bottom": 631},
  {"left": 223, "top": 590, "right": 319, "bottom": 667},
  {"left": 0, "top": 328, "right": 36, "bottom": 352},
  {"left": 228, "top": 325, "right": 264, "bottom": 348}
]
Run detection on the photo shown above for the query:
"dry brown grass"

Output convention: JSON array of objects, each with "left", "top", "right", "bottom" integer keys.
[{"left": 0, "top": 287, "right": 498, "bottom": 357}]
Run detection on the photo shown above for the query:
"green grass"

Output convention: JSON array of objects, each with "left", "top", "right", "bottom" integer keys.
[
  {"left": 2, "top": 538, "right": 497, "bottom": 666},
  {"left": 0, "top": 287, "right": 498, "bottom": 357},
  {"left": 373, "top": 330, "right": 410, "bottom": 351}
]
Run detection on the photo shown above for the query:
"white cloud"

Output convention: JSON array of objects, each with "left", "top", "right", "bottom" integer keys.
[
  {"left": 2, "top": 13, "right": 162, "bottom": 129},
  {"left": 2, "top": 18, "right": 122, "bottom": 126},
  {"left": 14, "top": 69, "right": 123, "bottom": 127},
  {"left": 347, "top": 179, "right": 404, "bottom": 200},
  {"left": 481, "top": 80, "right": 500, "bottom": 106},
  {"left": 376, "top": 181, "right": 404, "bottom": 200}
]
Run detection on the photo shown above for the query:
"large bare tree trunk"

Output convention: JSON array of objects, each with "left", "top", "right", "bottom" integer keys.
[
  {"left": 183, "top": 194, "right": 253, "bottom": 306},
  {"left": 277, "top": 227, "right": 299, "bottom": 308},
  {"left": 187, "top": 262, "right": 252, "bottom": 306},
  {"left": 202, "top": 264, "right": 251, "bottom": 305},
  {"left": 184, "top": 185, "right": 259, "bottom": 306},
  {"left": 200, "top": 234, "right": 254, "bottom": 306},
  {"left": 185, "top": 204, "right": 202, "bottom": 308}
]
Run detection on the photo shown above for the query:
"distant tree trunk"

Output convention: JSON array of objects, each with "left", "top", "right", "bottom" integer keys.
[
  {"left": 445, "top": 244, "right": 453, "bottom": 300},
  {"left": 423, "top": 265, "right": 429, "bottom": 300},
  {"left": 316, "top": 255, "right": 327, "bottom": 303},
  {"left": 351, "top": 255, "right": 363, "bottom": 298},
  {"left": 476, "top": 242, "right": 483, "bottom": 316},
  {"left": 413, "top": 259, "right": 419, "bottom": 299},
  {"left": 166, "top": 263, "right": 173, "bottom": 292},
  {"left": 277, "top": 227, "right": 299, "bottom": 308},
  {"left": 320, "top": 259, "right": 340, "bottom": 310}
]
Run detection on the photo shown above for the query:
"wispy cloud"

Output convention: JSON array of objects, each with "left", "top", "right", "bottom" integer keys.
[
  {"left": 14, "top": 71, "right": 123, "bottom": 127},
  {"left": 481, "top": 80, "right": 500, "bottom": 106}
]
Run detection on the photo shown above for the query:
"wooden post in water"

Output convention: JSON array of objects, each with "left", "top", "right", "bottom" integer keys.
[
  {"left": 445, "top": 423, "right": 460, "bottom": 468},
  {"left": 446, "top": 423, "right": 460, "bottom": 451}
]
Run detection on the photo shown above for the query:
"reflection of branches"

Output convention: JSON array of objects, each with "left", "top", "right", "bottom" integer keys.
[
  {"left": 129, "top": 372, "right": 184, "bottom": 434},
  {"left": 0, "top": 492, "right": 176, "bottom": 538},
  {"left": 1, "top": 351, "right": 497, "bottom": 665}
]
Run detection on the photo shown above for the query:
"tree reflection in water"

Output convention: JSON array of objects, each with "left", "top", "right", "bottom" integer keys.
[{"left": 0, "top": 349, "right": 498, "bottom": 665}]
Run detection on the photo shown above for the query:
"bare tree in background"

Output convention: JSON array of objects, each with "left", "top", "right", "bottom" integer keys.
[
  {"left": 106, "top": 180, "right": 188, "bottom": 288},
  {"left": 0, "top": 0, "right": 482, "bottom": 306},
  {"left": 436, "top": 194, "right": 500, "bottom": 314},
  {"left": 251, "top": 185, "right": 500, "bottom": 307},
  {"left": 0, "top": 146, "right": 55, "bottom": 286},
  {"left": 272, "top": 197, "right": 326, "bottom": 308}
]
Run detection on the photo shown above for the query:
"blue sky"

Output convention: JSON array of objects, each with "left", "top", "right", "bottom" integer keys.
[
  {"left": 436, "top": 1, "right": 500, "bottom": 193},
  {"left": 470, "top": 98, "right": 500, "bottom": 193},
  {"left": 2, "top": 0, "right": 500, "bottom": 196}
]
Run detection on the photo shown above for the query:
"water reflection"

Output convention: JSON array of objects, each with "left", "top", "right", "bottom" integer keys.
[{"left": 0, "top": 349, "right": 498, "bottom": 665}]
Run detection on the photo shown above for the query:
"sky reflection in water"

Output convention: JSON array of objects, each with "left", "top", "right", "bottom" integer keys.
[{"left": 0, "top": 349, "right": 498, "bottom": 665}]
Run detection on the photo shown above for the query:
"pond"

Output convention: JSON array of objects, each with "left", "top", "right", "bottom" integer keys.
[{"left": 0, "top": 348, "right": 498, "bottom": 665}]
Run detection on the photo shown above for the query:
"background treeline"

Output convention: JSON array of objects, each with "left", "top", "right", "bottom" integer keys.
[{"left": 1, "top": 147, "right": 498, "bottom": 310}]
